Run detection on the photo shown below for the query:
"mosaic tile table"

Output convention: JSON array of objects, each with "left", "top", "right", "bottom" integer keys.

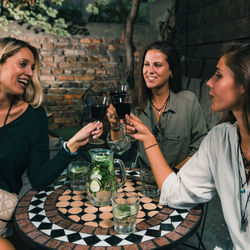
[{"left": 15, "top": 169, "right": 204, "bottom": 249}]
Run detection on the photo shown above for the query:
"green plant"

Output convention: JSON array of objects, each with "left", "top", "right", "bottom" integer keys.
[
  {"left": 0, "top": 0, "right": 69, "bottom": 36},
  {"left": 57, "top": 0, "right": 86, "bottom": 26},
  {"left": 85, "top": 0, "right": 155, "bottom": 23}
]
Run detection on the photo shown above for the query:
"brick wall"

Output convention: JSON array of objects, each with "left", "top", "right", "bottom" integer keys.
[{"left": 1, "top": 21, "right": 219, "bottom": 131}]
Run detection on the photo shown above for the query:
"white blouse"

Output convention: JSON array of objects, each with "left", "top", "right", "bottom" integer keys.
[{"left": 160, "top": 122, "right": 249, "bottom": 250}]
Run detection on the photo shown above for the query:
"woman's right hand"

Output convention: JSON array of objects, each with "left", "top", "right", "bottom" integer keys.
[
  {"left": 67, "top": 121, "right": 103, "bottom": 153},
  {"left": 106, "top": 104, "right": 120, "bottom": 131},
  {"left": 125, "top": 113, "right": 157, "bottom": 148}
]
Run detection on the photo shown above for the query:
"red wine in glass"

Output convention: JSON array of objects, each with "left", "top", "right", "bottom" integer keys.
[
  {"left": 110, "top": 84, "right": 128, "bottom": 105},
  {"left": 91, "top": 104, "right": 107, "bottom": 121},
  {"left": 110, "top": 91, "right": 124, "bottom": 105},
  {"left": 112, "top": 93, "right": 135, "bottom": 141},
  {"left": 114, "top": 103, "right": 131, "bottom": 120},
  {"left": 112, "top": 93, "right": 131, "bottom": 120},
  {"left": 89, "top": 95, "right": 109, "bottom": 145}
]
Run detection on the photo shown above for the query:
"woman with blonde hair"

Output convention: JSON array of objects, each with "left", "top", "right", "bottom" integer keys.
[{"left": 0, "top": 37, "right": 102, "bottom": 200}]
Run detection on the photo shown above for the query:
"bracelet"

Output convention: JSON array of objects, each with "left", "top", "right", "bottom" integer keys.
[
  {"left": 63, "top": 141, "right": 78, "bottom": 156},
  {"left": 145, "top": 143, "right": 157, "bottom": 150},
  {"left": 111, "top": 127, "right": 120, "bottom": 132}
]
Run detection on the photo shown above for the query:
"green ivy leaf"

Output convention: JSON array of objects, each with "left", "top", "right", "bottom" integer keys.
[{"left": 1, "top": 0, "right": 70, "bottom": 36}]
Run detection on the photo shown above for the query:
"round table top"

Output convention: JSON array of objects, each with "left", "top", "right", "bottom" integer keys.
[{"left": 15, "top": 169, "right": 203, "bottom": 249}]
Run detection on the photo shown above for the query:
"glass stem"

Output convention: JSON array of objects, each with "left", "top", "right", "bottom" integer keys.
[{"left": 121, "top": 123, "right": 126, "bottom": 138}]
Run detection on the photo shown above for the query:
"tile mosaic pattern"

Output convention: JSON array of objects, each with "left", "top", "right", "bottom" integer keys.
[
  {"left": 15, "top": 169, "right": 203, "bottom": 249},
  {"left": 56, "top": 178, "right": 162, "bottom": 227}
]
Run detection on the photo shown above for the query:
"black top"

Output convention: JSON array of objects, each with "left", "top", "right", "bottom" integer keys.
[{"left": 0, "top": 105, "right": 73, "bottom": 194}]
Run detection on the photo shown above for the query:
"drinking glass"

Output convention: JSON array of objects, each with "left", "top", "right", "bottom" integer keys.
[
  {"left": 111, "top": 191, "right": 139, "bottom": 234},
  {"left": 110, "top": 84, "right": 128, "bottom": 105},
  {"left": 68, "top": 160, "right": 90, "bottom": 191},
  {"left": 112, "top": 93, "right": 131, "bottom": 138},
  {"left": 89, "top": 95, "right": 109, "bottom": 145},
  {"left": 140, "top": 168, "right": 160, "bottom": 197}
]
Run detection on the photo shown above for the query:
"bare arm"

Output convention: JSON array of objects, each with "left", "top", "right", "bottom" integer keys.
[
  {"left": 125, "top": 113, "right": 173, "bottom": 189},
  {"left": 175, "top": 156, "right": 191, "bottom": 170},
  {"left": 0, "top": 236, "right": 15, "bottom": 250}
]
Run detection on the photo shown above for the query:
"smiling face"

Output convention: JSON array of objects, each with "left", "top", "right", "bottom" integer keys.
[
  {"left": 0, "top": 47, "right": 35, "bottom": 97},
  {"left": 206, "top": 55, "right": 245, "bottom": 112},
  {"left": 143, "top": 49, "right": 172, "bottom": 91}
]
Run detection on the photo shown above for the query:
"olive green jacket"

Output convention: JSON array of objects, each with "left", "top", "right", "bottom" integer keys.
[{"left": 108, "top": 90, "right": 208, "bottom": 169}]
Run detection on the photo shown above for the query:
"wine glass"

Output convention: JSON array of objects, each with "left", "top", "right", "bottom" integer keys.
[
  {"left": 112, "top": 93, "right": 131, "bottom": 138},
  {"left": 110, "top": 84, "right": 128, "bottom": 105},
  {"left": 89, "top": 95, "right": 109, "bottom": 145}
]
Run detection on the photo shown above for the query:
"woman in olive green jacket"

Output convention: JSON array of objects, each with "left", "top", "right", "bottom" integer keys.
[{"left": 107, "top": 41, "right": 207, "bottom": 171}]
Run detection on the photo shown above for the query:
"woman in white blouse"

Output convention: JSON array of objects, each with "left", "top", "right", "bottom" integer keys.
[{"left": 124, "top": 42, "right": 250, "bottom": 249}]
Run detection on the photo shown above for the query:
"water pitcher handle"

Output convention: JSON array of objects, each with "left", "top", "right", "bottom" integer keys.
[{"left": 114, "top": 159, "right": 126, "bottom": 188}]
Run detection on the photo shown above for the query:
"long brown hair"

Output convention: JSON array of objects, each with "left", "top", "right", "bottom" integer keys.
[
  {"left": 132, "top": 41, "right": 182, "bottom": 110},
  {"left": 219, "top": 42, "right": 250, "bottom": 134}
]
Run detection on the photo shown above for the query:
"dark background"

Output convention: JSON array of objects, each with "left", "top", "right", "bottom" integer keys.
[{"left": 175, "top": 0, "right": 250, "bottom": 79}]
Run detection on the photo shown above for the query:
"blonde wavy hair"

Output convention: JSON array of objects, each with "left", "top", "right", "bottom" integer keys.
[{"left": 0, "top": 37, "right": 43, "bottom": 108}]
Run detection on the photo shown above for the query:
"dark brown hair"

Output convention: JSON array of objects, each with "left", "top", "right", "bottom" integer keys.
[
  {"left": 132, "top": 41, "right": 182, "bottom": 110},
  {"left": 219, "top": 42, "right": 250, "bottom": 134}
]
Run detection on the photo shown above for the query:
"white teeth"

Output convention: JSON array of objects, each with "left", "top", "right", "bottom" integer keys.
[
  {"left": 148, "top": 77, "right": 156, "bottom": 80},
  {"left": 18, "top": 79, "right": 28, "bottom": 86}
]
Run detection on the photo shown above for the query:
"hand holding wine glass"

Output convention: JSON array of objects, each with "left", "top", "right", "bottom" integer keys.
[
  {"left": 112, "top": 93, "right": 132, "bottom": 137},
  {"left": 67, "top": 121, "right": 103, "bottom": 152},
  {"left": 107, "top": 104, "right": 120, "bottom": 131},
  {"left": 89, "top": 95, "right": 109, "bottom": 145}
]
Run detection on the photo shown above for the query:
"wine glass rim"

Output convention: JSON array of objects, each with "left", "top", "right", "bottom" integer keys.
[
  {"left": 112, "top": 93, "right": 131, "bottom": 102},
  {"left": 90, "top": 95, "right": 109, "bottom": 103}
]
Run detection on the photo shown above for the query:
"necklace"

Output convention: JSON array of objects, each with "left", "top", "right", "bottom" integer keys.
[
  {"left": 151, "top": 95, "right": 170, "bottom": 115},
  {"left": 0, "top": 99, "right": 14, "bottom": 145},
  {"left": 240, "top": 148, "right": 250, "bottom": 185},
  {"left": 239, "top": 132, "right": 250, "bottom": 189},
  {"left": 239, "top": 169, "right": 250, "bottom": 232},
  {"left": 237, "top": 134, "right": 250, "bottom": 232}
]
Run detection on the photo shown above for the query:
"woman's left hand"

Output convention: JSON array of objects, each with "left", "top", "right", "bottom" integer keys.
[{"left": 67, "top": 121, "right": 103, "bottom": 153}]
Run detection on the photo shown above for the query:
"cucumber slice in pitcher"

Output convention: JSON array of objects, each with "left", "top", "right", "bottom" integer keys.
[
  {"left": 89, "top": 179, "right": 102, "bottom": 193},
  {"left": 90, "top": 168, "right": 102, "bottom": 181}
]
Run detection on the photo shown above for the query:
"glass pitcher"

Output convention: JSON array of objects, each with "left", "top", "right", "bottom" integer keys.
[{"left": 87, "top": 148, "right": 126, "bottom": 206}]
